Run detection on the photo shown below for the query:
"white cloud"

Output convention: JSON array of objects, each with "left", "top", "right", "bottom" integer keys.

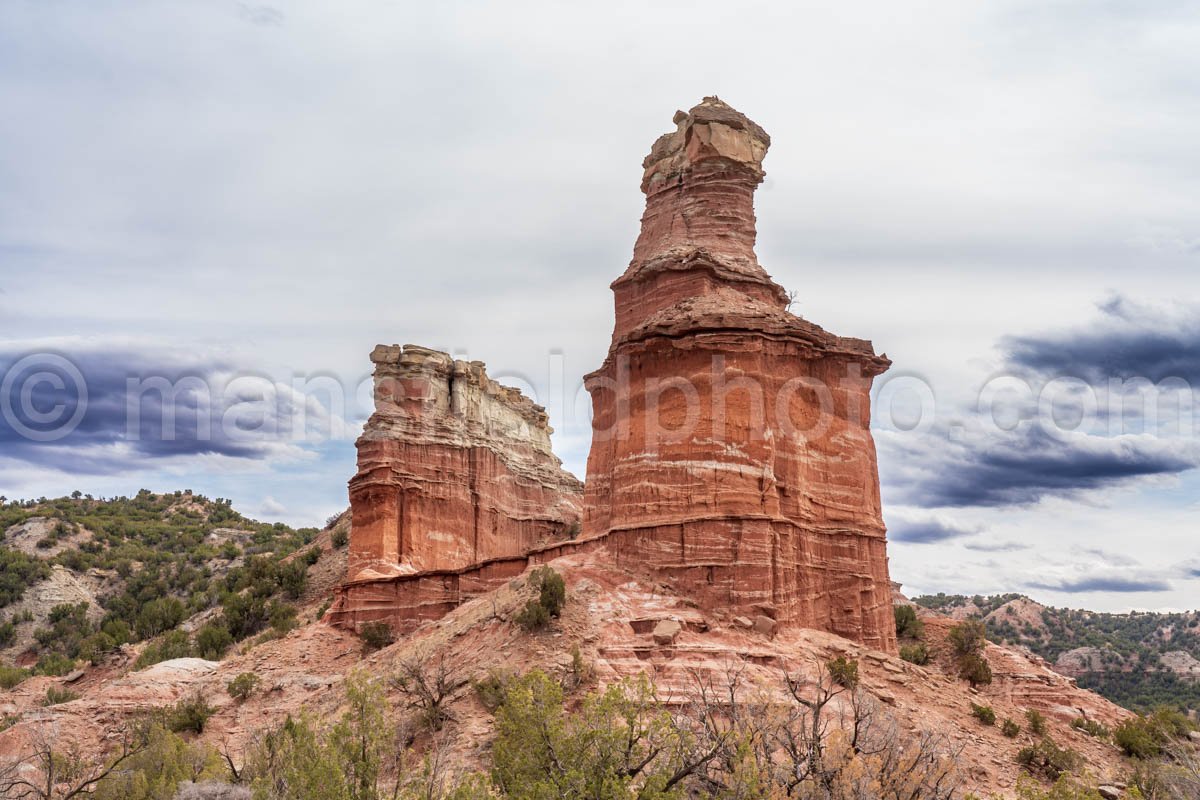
[{"left": 259, "top": 495, "right": 287, "bottom": 516}]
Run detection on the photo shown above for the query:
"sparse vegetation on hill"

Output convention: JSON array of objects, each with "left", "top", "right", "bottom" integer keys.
[
  {"left": 915, "top": 592, "right": 1200, "bottom": 713},
  {"left": 0, "top": 491, "right": 325, "bottom": 684}
]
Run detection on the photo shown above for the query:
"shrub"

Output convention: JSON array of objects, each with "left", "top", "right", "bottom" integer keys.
[
  {"left": 1016, "top": 737, "right": 1082, "bottom": 780},
  {"left": 135, "top": 629, "right": 194, "bottom": 669},
  {"left": 971, "top": 703, "right": 996, "bottom": 725},
  {"left": 276, "top": 560, "right": 307, "bottom": 599},
  {"left": 0, "top": 664, "right": 29, "bottom": 689},
  {"left": 43, "top": 686, "right": 80, "bottom": 706},
  {"left": 331, "top": 527, "right": 349, "bottom": 548},
  {"left": 135, "top": 597, "right": 187, "bottom": 639},
  {"left": 166, "top": 692, "right": 215, "bottom": 733},
  {"left": 516, "top": 566, "right": 566, "bottom": 632},
  {"left": 947, "top": 620, "right": 992, "bottom": 687},
  {"left": 34, "top": 651, "right": 76, "bottom": 676},
  {"left": 568, "top": 644, "right": 592, "bottom": 688},
  {"left": 1070, "top": 717, "right": 1109, "bottom": 739},
  {"left": 1014, "top": 775, "right": 1109, "bottom": 800},
  {"left": 473, "top": 670, "right": 513, "bottom": 713},
  {"left": 533, "top": 566, "right": 565, "bottom": 617},
  {"left": 101, "top": 618, "right": 132, "bottom": 646},
  {"left": 826, "top": 657, "right": 860, "bottom": 689},
  {"left": 894, "top": 605, "right": 925, "bottom": 638},
  {"left": 221, "top": 592, "right": 268, "bottom": 640},
  {"left": 227, "top": 672, "right": 261, "bottom": 701},
  {"left": 1114, "top": 717, "right": 1164, "bottom": 759},
  {"left": 900, "top": 643, "right": 930, "bottom": 665},
  {"left": 0, "top": 620, "right": 15, "bottom": 646},
  {"left": 0, "top": 548, "right": 51, "bottom": 608},
  {"left": 1026, "top": 708, "right": 1047, "bottom": 736},
  {"left": 359, "top": 620, "right": 395, "bottom": 650},
  {"left": 243, "top": 675, "right": 390, "bottom": 800},
  {"left": 1002, "top": 718, "right": 1021, "bottom": 738},
  {"left": 1149, "top": 705, "right": 1194, "bottom": 738},
  {"left": 959, "top": 652, "right": 993, "bottom": 688},
  {"left": 94, "top": 723, "right": 227, "bottom": 800},
  {"left": 303, "top": 547, "right": 321, "bottom": 566},
  {"left": 514, "top": 600, "right": 550, "bottom": 631},
  {"left": 268, "top": 601, "right": 297, "bottom": 634},
  {"left": 79, "top": 631, "right": 117, "bottom": 665},
  {"left": 948, "top": 620, "right": 987, "bottom": 656},
  {"left": 196, "top": 622, "right": 234, "bottom": 660},
  {"left": 392, "top": 657, "right": 462, "bottom": 732}
]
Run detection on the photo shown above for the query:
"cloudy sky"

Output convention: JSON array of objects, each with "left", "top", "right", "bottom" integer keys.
[{"left": 2, "top": 1, "right": 1198, "bottom": 612}]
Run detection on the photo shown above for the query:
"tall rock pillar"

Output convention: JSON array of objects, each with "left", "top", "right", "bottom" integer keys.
[{"left": 583, "top": 97, "right": 897, "bottom": 652}]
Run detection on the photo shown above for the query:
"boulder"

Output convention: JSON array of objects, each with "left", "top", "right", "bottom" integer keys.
[
  {"left": 652, "top": 619, "right": 682, "bottom": 645},
  {"left": 754, "top": 615, "right": 778, "bottom": 638}
]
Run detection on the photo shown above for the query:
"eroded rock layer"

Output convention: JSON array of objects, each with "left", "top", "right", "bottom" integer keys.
[
  {"left": 328, "top": 345, "right": 583, "bottom": 628},
  {"left": 583, "top": 97, "right": 897, "bottom": 652}
]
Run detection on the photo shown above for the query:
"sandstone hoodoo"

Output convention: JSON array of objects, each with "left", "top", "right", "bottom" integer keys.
[
  {"left": 583, "top": 97, "right": 897, "bottom": 652},
  {"left": 332, "top": 98, "right": 897, "bottom": 653},
  {"left": 326, "top": 345, "right": 584, "bottom": 630}
]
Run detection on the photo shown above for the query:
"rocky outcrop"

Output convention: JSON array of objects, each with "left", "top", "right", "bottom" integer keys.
[
  {"left": 331, "top": 99, "right": 895, "bottom": 652},
  {"left": 583, "top": 97, "right": 897, "bottom": 652},
  {"left": 326, "top": 346, "right": 583, "bottom": 629}
]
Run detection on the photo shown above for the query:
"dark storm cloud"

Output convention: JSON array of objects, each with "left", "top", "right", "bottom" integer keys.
[
  {"left": 1026, "top": 574, "right": 1171, "bottom": 594},
  {"left": 1003, "top": 295, "right": 1200, "bottom": 385},
  {"left": 886, "top": 515, "right": 980, "bottom": 544},
  {"left": 879, "top": 296, "right": 1200, "bottom": 509},
  {"left": 0, "top": 343, "right": 308, "bottom": 474},
  {"left": 880, "top": 421, "right": 1199, "bottom": 508}
]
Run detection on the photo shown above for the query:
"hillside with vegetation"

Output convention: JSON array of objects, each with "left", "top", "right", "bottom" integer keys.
[
  {"left": 0, "top": 490, "right": 344, "bottom": 686},
  {"left": 1, "top": 496, "right": 1195, "bottom": 799},
  {"left": 914, "top": 593, "right": 1200, "bottom": 713}
]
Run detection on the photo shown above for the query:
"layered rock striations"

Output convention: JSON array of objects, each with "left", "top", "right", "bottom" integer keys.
[
  {"left": 332, "top": 98, "right": 896, "bottom": 653},
  {"left": 583, "top": 97, "right": 897, "bottom": 652},
  {"left": 327, "top": 345, "right": 583, "bottom": 630}
]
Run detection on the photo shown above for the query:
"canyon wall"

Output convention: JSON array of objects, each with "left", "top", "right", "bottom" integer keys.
[
  {"left": 337, "top": 345, "right": 582, "bottom": 598},
  {"left": 583, "top": 97, "right": 897, "bottom": 652}
]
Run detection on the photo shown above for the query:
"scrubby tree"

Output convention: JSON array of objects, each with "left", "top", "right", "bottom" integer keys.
[
  {"left": 515, "top": 566, "right": 566, "bottom": 632},
  {"left": 227, "top": 672, "right": 261, "bottom": 701},
  {"left": 949, "top": 620, "right": 992, "bottom": 688},
  {"left": 894, "top": 605, "right": 925, "bottom": 639},
  {"left": 195, "top": 623, "right": 233, "bottom": 660},
  {"left": 392, "top": 656, "right": 467, "bottom": 734},
  {"left": 0, "top": 724, "right": 149, "bottom": 800},
  {"left": 93, "top": 722, "right": 225, "bottom": 800}
]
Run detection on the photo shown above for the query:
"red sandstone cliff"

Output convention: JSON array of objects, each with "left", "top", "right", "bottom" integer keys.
[
  {"left": 583, "top": 97, "right": 897, "bottom": 652},
  {"left": 331, "top": 98, "right": 895, "bottom": 654},
  {"left": 326, "top": 345, "right": 583, "bottom": 629}
]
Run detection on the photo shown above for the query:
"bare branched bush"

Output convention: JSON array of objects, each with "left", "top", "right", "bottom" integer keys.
[
  {"left": 391, "top": 655, "right": 467, "bottom": 734},
  {"left": 677, "top": 659, "right": 962, "bottom": 799},
  {"left": 0, "top": 723, "right": 148, "bottom": 800}
]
